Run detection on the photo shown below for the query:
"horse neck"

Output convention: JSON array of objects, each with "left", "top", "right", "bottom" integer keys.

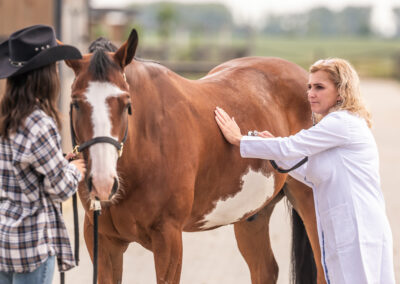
[
  {"left": 127, "top": 59, "right": 186, "bottom": 99},
  {"left": 125, "top": 60, "right": 189, "bottom": 142}
]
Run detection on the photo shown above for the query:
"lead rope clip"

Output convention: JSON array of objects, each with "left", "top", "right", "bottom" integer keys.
[{"left": 90, "top": 200, "right": 102, "bottom": 212}]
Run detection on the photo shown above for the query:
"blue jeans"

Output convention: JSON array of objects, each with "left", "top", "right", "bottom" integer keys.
[{"left": 0, "top": 255, "right": 55, "bottom": 284}]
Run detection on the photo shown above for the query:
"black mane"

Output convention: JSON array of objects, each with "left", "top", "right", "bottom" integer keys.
[
  {"left": 87, "top": 37, "right": 162, "bottom": 80},
  {"left": 88, "top": 37, "right": 119, "bottom": 81},
  {"left": 88, "top": 37, "right": 117, "bottom": 53}
]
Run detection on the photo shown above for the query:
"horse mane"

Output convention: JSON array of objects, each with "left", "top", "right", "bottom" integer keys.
[
  {"left": 87, "top": 38, "right": 119, "bottom": 82},
  {"left": 88, "top": 37, "right": 163, "bottom": 81},
  {"left": 88, "top": 37, "right": 117, "bottom": 53},
  {"left": 89, "top": 49, "right": 120, "bottom": 81}
]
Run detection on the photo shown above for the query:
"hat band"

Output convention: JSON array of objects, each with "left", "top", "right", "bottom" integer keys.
[{"left": 8, "top": 58, "right": 26, "bottom": 67}]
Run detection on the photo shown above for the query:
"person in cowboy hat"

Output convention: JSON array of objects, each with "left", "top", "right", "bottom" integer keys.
[{"left": 0, "top": 25, "right": 86, "bottom": 284}]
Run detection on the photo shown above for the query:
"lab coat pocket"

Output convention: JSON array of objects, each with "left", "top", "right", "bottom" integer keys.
[{"left": 322, "top": 203, "right": 356, "bottom": 251}]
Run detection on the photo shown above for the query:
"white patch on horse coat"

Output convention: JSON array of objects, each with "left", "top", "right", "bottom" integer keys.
[
  {"left": 84, "top": 82, "right": 125, "bottom": 183},
  {"left": 200, "top": 169, "right": 275, "bottom": 229}
]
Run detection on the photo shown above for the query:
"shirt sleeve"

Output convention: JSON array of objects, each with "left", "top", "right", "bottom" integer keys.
[
  {"left": 30, "top": 117, "right": 81, "bottom": 203},
  {"left": 240, "top": 111, "right": 350, "bottom": 161}
]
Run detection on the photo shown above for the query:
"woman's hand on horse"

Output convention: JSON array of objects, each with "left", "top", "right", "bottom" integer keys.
[
  {"left": 258, "top": 130, "right": 275, "bottom": 138},
  {"left": 214, "top": 107, "right": 243, "bottom": 146},
  {"left": 70, "top": 159, "right": 87, "bottom": 181}
]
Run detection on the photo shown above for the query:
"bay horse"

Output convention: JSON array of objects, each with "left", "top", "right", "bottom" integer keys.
[{"left": 65, "top": 29, "right": 326, "bottom": 284}]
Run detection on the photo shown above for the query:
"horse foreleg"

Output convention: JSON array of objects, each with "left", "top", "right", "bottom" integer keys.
[
  {"left": 150, "top": 222, "right": 183, "bottom": 284},
  {"left": 233, "top": 192, "right": 284, "bottom": 284},
  {"left": 84, "top": 214, "right": 129, "bottom": 284},
  {"left": 284, "top": 177, "right": 326, "bottom": 284}
]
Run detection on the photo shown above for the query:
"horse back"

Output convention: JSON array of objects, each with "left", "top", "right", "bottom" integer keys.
[
  {"left": 121, "top": 57, "right": 310, "bottom": 232},
  {"left": 182, "top": 57, "right": 310, "bottom": 230}
]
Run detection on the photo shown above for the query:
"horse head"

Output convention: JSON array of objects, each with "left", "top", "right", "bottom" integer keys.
[{"left": 65, "top": 29, "right": 138, "bottom": 202}]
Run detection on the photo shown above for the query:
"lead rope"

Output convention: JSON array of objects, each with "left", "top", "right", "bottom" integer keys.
[
  {"left": 73, "top": 193, "right": 79, "bottom": 265},
  {"left": 60, "top": 203, "right": 65, "bottom": 284},
  {"left": 90, "top": 200, "right": 102, "bottom": 284},
  {"left": 69, "top": 104, "right": 80, "bottom": 270},
  {"left": 93, "top": 210, "right": 99, "bottom": 284},
  {"left": 60, "top": 159, "right": 80, "bottom": 284},
  {"left": 59, "top": 105, "right": 81, "bottom": 284},
  {"left": 69, "top": 102, "right": 102, "bottom": 284}
]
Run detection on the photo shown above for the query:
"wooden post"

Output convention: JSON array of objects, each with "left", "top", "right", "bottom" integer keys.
[
  {"left": 0, "top": 0, "right": 54, "bottom": 98},
  {"left": 0, "top": 0, "right": 53, "bottom": 35}
]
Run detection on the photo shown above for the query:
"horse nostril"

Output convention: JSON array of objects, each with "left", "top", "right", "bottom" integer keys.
[{"left": 109, "top": 177, "right": 119, "bottom": 200}]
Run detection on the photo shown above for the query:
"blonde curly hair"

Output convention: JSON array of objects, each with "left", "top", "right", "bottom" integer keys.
[{"left": 310, "top": 58, "right": 372, "bottom": 128}]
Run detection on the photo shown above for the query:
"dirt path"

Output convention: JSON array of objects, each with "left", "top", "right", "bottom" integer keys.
[{"left": 54, "top": 79, "right": 400, "bottom": 284}]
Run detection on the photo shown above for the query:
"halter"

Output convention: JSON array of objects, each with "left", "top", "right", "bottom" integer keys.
[
  {"left": 69, "top": 103, "right": 129, "bottom": 158},
  {"left": 65, "top": 102, "right": 130, "bottom": 284}
]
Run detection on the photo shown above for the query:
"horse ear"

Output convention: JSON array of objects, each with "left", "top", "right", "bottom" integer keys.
[
  {"left": 57, "top": 39, "right": 83, "bottom": 75},
  {"left": 65, "top": 59, "right": 82, "bottom": 75},
  {"left": 114, "top": 29, "right": 138, "bottom": 69}
]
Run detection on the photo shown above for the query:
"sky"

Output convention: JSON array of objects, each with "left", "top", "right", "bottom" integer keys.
[{"left": 92, "top": 0, "right": 399, "bottom": 36}]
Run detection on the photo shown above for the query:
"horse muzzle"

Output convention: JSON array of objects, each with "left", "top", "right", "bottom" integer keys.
[{"left": 86, "top": 175, "right": 119, "bottom": 201}]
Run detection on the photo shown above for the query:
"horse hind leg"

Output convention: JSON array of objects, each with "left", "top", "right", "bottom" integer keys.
[
  {"left": 233, "top": 191, "right": 284, "bottom": 284},
  {"left": 284, "top": 177, "right": 326, "bottom": 284},
  {"left": 83, "top": 214, "right": 129, "bottom": 284}
]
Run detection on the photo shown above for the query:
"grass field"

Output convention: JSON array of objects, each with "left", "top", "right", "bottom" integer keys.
[
  {"left": 139, "top": 34, "right": 400, "bottom": 78},
  {"left": 253, "top": 36, "right": 400, "bottom": 78}
]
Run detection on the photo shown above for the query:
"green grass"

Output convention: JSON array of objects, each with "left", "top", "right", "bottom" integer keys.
[{"left": 253, "top": 36, "right": 400, "bottom": 78}]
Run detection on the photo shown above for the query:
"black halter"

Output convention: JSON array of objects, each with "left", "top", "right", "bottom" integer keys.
[{"left": 69, "top": 103, "right": 129, "bottom": 157}]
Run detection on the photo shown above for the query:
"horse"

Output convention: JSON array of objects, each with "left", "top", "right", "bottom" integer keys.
[{"left": 65, "top": 28, "right": 326, "bottom": 284}]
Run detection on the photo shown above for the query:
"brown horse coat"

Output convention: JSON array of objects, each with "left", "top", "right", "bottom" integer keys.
[{"left": 66, "top": 30, "right": 325, "bottom": 284}]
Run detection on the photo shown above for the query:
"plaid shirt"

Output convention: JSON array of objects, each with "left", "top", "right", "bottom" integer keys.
[{"left": 0, "top": 109, "right": 81, "bottom": 273}]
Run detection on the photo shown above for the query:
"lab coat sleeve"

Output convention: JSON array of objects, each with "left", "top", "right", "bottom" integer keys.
[{"left": 240, "top": 111, "right": 350, "bottom": 161}]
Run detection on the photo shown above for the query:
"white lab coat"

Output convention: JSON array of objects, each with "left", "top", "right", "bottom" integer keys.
[{"left": 240, "top": 110, "right": 395, "bottom": 284}]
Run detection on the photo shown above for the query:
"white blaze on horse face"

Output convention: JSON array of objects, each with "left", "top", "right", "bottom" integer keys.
[
  {"left": 200, "top": 169, "right": 275, "bottom": 229},
  {"left": 85, "top": 81, "right": 125, "bottom": 199}
]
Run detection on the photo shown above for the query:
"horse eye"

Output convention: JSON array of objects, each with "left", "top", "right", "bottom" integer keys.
[{"left": 72, "top": 101, "right": 80, "bottom": 110}]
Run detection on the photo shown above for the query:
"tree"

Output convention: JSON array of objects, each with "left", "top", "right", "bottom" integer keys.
[{"left": 156, "top": 3, "right": 177, "bottom": 42}]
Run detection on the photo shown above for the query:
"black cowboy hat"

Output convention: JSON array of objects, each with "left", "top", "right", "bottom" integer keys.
[{"left": 0, "top": 25, "right": 82, "bottom": 79}]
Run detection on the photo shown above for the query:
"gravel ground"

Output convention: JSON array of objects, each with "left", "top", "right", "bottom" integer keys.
[{"left": 54, "top": 79, "right": 400, "bottom": 284}]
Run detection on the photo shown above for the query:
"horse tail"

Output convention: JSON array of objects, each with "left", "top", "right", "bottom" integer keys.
[{"left": 290, "top": 207, "right": 317, "bottom": 284}]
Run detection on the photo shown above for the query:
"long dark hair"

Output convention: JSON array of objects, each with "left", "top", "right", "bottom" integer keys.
[{"left": 0, "top": 63, "right": 61, "bottom": 137}]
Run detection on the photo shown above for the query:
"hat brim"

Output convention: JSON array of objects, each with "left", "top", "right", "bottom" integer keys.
[{"left": 0, "top": 40, "right": 82, "bottom": 79}]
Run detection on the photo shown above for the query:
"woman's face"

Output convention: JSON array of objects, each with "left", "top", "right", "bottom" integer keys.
[{"left": 307, "top": 70, "right": 340, "bottom": 117}]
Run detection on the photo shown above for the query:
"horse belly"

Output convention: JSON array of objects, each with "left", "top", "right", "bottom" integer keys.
[{"left": 199, "top": 169, "right": 275, "bottom": 230}]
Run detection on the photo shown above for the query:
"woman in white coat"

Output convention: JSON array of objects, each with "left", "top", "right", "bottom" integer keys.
[{"left": 215, "top": 58, "right": 395, "bottom": 284}]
